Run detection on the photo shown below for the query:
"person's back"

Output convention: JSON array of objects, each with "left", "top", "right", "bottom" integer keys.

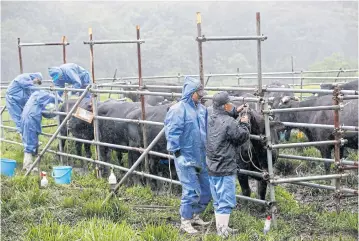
[
  {"left": 207, "top": 107, "right": 249, "bottom": 176},
  {"left": 5, "top": 73, "right": 42, "bottom": 132},
  {"left": 48, "top": 63, "right": 91, "bottom": 97}
]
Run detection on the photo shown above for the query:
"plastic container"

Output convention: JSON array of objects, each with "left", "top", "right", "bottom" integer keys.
[
  {"left": 263, "top": 216, "right": 271, "bottom": 234},
  {"left": 40, "top": 171, "right": 49, "bottom": 187},
  {"left": 0, "top": 158, "right": 17, "bottom": 177},
  {"left": 52, "top": 166, "right": 72, "bottom": 184},
  {"left": 108, "top": 169, "right": 117, "bottom": 191}
]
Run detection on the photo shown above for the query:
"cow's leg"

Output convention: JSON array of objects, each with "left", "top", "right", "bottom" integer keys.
[
  {"left": 82, "top": 143, "right": 91, "bottom": 171},
  {"left": 127, "top": 151, "right": 141, "bottom": 186},
  {"left": 285, "top": 128, "right": 291, "bottom": 141},
  {"left": 237, "top": 173, "right": 251, "bottom": 197},
  {"left": 149, "top": 158, "right": 158, "bottom": 191},
  {"left": 320, "top": 147, "right": 332, "bottom": 174},
  {"left": 258, "top": 179, "right": 268, "bottom": 200},
  {"left": 116, "top": 150, "right": 123, "bottom": 166},
  {"left": 99, "top": 146, "right": 110, "bottom": 178},
  {"left": 74, "top": 141, "right": 82, "bottom": 167},
  {"left": 340, "top": 146, "right": 345, "bottom": 159}
]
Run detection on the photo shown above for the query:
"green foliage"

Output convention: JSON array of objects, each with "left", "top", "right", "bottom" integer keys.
[
  {"left": 124, "top": 185, "right": 154, "bottom": 204},
  {"left": 140, "top": 224, "right": 179, "bottom": 241},
  {"left": 316, "top": 211, "right": 358, "bottom": 235},
  {"left": 275, "top": 186, "right": 300, "bottom": 214},
  {"left": 25, "top": 218, "right": 138, "bottom": 241},
  {"left": 308, "top": 53, "right": 358, "bottom": 73},
  {"left": 62, "top": 196, "right": 77, "bottom": 208}
]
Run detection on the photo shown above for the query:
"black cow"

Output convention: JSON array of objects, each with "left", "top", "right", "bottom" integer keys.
[
  {"left": 236, "top": 108, "right": 285, "bottom": 200},
  {"left": 126, "top": 103, "right": 177, "bottom": 189},
  {"left": 275, "top": 95, "right": 358, "bottom": 173},
  {"left": 319, "top": 80, "right": 358, "bottom": 96},
  {"left": 97, "top": 101, "right": 149, "bottom": 176},
  {"left": 59, "top": 99, "right": 94, "bottom": 168}
]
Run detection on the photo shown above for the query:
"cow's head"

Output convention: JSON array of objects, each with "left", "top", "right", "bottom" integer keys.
[{"left": 274, "top": 96, "right": 300, "bottom": 123}]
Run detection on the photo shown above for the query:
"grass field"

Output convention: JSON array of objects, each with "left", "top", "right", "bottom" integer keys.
[{"left": 1, "top": 126, "right": 358, "bottom": 240}]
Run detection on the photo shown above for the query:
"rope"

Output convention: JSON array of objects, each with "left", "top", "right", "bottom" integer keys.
[{"left": 238, "top": 106, "right": 265, "bottom": 173}]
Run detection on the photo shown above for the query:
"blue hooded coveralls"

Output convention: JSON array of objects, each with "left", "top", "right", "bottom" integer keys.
[
  {"left": 20, "top": 91, "right": 61, "bottom": 154},
  {"left": 164, "top": 76, "right": 211, "bottom": 219},
  {"left": 48, "top": 63, "right": 91, "bottom": 98},
  {"left": 5, "top": 73, "right": 43, "bottom": 133}
]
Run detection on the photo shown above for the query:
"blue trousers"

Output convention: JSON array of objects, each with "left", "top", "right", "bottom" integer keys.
[
  {"left": 174, "top": 157, "right": 212, "bottom": 219},
  {"left": 209, "top": 175, "right": 236, "bottom": 214},
  {"left": 6, "top": 96, "right": 23, "bottom": 133}
]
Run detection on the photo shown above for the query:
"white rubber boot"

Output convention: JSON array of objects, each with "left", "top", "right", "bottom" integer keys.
[
  {"left": 22, "top": 153, "right": 38, "bottom": 172},
  {"left": 215, "top": 213, "right": 238, "bottom": 237},
  {"left": 192, "top": 213, "right": 210, "bottom": 226},
  {"left": 180, "top": 218, "right": 198, "bottom": 234}
]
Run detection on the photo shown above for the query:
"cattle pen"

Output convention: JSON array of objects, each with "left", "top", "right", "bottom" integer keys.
[{"left": 1, "top": 12, "right": 358, "bottom": 230}]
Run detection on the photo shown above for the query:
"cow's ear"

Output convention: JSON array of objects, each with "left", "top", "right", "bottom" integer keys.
[
  {"left": 270, "top": 121, "right": 286, "bottom": 131},
  {"left": 281, "top": 96, "right": 291, "bottom": 104}
]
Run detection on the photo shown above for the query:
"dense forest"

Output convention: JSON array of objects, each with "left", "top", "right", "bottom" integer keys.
[{"left": 1, "top": 1, "right": 358, "bottom": 85}]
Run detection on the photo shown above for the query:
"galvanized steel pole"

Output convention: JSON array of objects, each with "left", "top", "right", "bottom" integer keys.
[
  {"left": 17, "top": 38, "right": 23, "bottom": 73},
  {"left": 88, "top": 27, "right": 102, "bottom": 177},
  {"left": 196, "top": 12, "right": 205, "bottom": 86},
  {"left": 333, "top": 86, "right": 342, "bottom": 213},
  {"left": 62, "top": 36, "right": 67, "bottom": 63},
  {"left": 137, "top": 25, "right": 150, "bottom": 183},
  {"left": 54, "top": 91, "right": 64, "bottom": 165},
  {"left": 256, "top": 12, "right": 263, "bottom": 96},
  {"left": 263, "top": 97, "right": 277, "bottom": 226}
]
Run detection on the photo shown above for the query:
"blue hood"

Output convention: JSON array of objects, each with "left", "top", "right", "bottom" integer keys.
[
  {"left": 48, "top": 67, "right": 63, "bottom": 84},
  {"left": 181, "top": 76, "right": 202, "bottom": 101},
  {"left": 28, "top": 72, "right": 43, "bottom": 81}
]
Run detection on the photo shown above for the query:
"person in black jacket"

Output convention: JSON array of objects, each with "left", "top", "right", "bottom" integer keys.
[{"left": 206, "top": 91, "right": 250, "bottom": 237}]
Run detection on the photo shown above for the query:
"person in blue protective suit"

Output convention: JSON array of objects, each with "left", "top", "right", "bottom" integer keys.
[
  {"left": 206, "top": 91, "right": 250, "bottom": 238},
  {"left": 5, "top": 73, "right": 43, "bottom": 133},
  {"left": 48, "top": 63, "right": 91, "bottom": 98},
  {"left": 20, "top": 90, "right": 62, "bottom": 172},
  {"left": 164, "top": 76, "right": 211, "bottom": 234}
]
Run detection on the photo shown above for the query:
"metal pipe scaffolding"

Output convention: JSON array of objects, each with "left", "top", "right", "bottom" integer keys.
[
  {"left": 265, "top": 105, "right": 341, "bottom": 114},
  {"left": 280, "top": 122, "right": 359, "bottom": 131},
  {"left": 94, "top": 69, "right": 358, "bottom": 82},
  {"left": 278, "top": 154, "right": 357, "bottom": 166},
  {"left": 136, "top": 25, "right": 150, "bottom": 180},
  {"left": 83, "top": 40, "right": 145, "bottom": 45},
  {"left": 288, "top": 181, "right": 358, "bottom": 195},
  {"left": 265, "top": 88, "right": 357, "bottom": 95},
  {"left": 24, "top": 85, "right": 91, "bottom": 176},
  {"left": 17, "top": 37, "right": 69, "bottom": 73},
  {"left": 271, "top": 139, "right": 346, "bottom": 149},
  {"left": 197, "top": 36, "right": 268, "bottom": 41},
  {"left": 271, "top": 174, "right": 350, "bottom": 184}
]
